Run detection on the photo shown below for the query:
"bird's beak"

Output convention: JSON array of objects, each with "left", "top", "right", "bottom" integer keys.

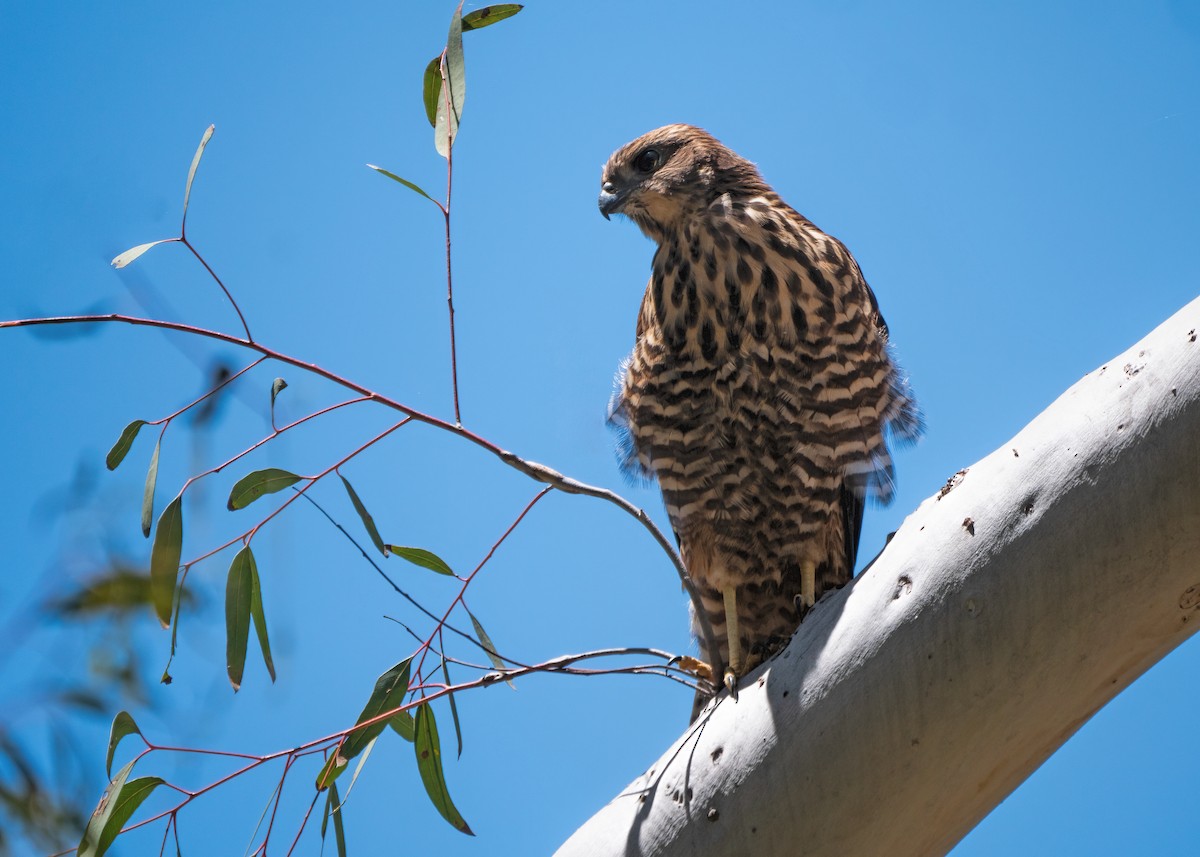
[{"left": 598, "top": 181, "right": 624, "bottom": 220}]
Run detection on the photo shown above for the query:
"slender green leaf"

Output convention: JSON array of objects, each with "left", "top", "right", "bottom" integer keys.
[
  {"left": 422, "top": 57, "right": 442, "bottom": 127},
  {"left": 150, "top": 497, "right": 183, "bottom": 628},
  {"left": 105, "top": 420, "right": 146, "bottom": 470},
  {"left": 386, "top": 545, "right": 454, "bottom": 576},
  {"left": 414, "top": 703, "right": 473, "bottom": 835},
  {"left": 317, "top": 659, "right": 411, "bottom": 790},
  {"left": 329, "top": 781, "right": 347, "bottom": 857},
  {"left": 320, "top": 786, "right": 331, "bottom": 837},
  {"left": 227, "top": 468, "right": 302, "bottom": 511},
  {"left": 366, "top": 164, "right": 440, "bottom": 207},
  {"left": 79, "top": 759, "right": 164, "bottom": 857},
  {"left": 466, "top": 607, "right": 506, "bottom": 670},
  {"left": 247, "top": 548, "right": 276, "bottom": 682},
  {"left": 140, "top": 437, "right": 161, "bottom": 538},
  {"left": 111, "top": 239, "right": 174, "bottom": 269},
  {"left": 461, "top": 4, "right": 523, "bottom": 30},
  {"left": 182, "top": 125, "right": 215, "bottom": 230},
  {"left": 343, "top": 659, "right": 411, "bottom": 761},
  {"left": 340, "top": 474, "right": 386, "bottom": 556},
  {"left": 466, "top": 607, "right": 514, "bottom": 689},
  {"left": 441, "top": 660, "right": 463, "bottom": 758},
  {"left": 434, "top": 4, "right": 466, "bottom": 158},
  {"left": 161, "top": 577, "right": 186, "bottom": 683},
  {"left": 225, "top": 546, "right": 253, "bottom": 690},
  {"left": 389, "top": 709, "right": 415, "bottom": 742},
  {"left": 105, "top": 712, "right": 143, "bottom": 778},
  {"left": 345, "top": 735, "right": 376, "bottom": 800}
]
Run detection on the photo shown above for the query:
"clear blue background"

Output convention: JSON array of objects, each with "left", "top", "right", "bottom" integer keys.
[{"left": 2, "top": 2, "right": 1198, "bottom": 855}]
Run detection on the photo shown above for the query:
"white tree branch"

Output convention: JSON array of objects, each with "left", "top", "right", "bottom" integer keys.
[{"left": 557, "top": 297, "right": 1200, "bottom": 857}]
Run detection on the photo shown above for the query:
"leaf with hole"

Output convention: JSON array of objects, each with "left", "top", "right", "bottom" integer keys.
[
  {"left": 141, "top": 436, "right": 160, "bottom": 538},
  {"left": 386, "top": 545, "right": 454, "bottom": 576},
  {"left": 461, "top": 4, "right": 523, "bottom": 30},
  {"left": 225, "top": 546, "right": 253, "bottom": 690},
  {"left": 434, "top": 4, "right": 465, "bottom": 158},
  {"left": 105, "top": 711, "right": 143, "bottom": 778},
  {"left": 227, "top": 468, "right": 302, "bottom": 511},
  {"left": 414, "top": 703, "right": 473, "bottom": 835},
  {"left": 79, "top": 759, "right": 164, "bottom": 857},
  {"left": 340, "top": 474, "right": 386, "bottom": 556},
  {"left": 111, "top": 239, "right": 175, "bottom": 269},
  {"left": 150, "top": 496, "right": 183, "bottom": 628},
  {"left": 105, "top": 420, "right": 146, "bottom": 470},
  {"left": 182, "top": 124, "right": 214, "bottom": 230}
]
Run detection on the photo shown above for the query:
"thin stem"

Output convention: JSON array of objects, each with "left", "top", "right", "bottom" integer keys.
[
  {"left": 180, "top": 237, "right": 253, "bottom": 342},
  {"left": 154, "top": 356, "right": 266, "bottom": 425},
  {"left": 442, "top": 68, "right": 461, "bottom": 426},
  {"left": 180, "top": 395, "right": 369, "bottom": 497},
  {"left": 293, "top": 490, "right": 482, "bottom": 650},
  {"left": 183, "top": 417, "right": 412, "bottom": 568},
  {"left": 415, "top": 488, "right": 551, "bottom": 679},
  {"left": 285, "top": 791, "right": 322, "bottom": 856}
]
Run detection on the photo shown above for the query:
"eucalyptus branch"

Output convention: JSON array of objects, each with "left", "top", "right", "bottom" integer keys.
[
  {"left": 1, "top": 312, "right": 722, "bottom": 672},
  {"left": 76, "top": 644, "right": 697, "bottom": 856}
]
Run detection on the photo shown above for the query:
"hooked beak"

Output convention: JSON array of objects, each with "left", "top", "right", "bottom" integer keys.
[{"left": 598, "top": 181, "right": 624, "bottom": 220}]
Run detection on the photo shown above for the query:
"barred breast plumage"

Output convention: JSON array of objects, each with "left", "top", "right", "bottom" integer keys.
[{"left": 600, "top": 125, "right": 921, "bottom": 706}]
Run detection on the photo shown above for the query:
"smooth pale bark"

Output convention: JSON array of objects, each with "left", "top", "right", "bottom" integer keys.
[{"left": 558, "top": 297, "right": 1200, "bottom": 857}]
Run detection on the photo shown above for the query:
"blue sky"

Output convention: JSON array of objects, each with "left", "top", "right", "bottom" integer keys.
[{"left": 2, "top": 2, "right": 1198, "bottom": 855}]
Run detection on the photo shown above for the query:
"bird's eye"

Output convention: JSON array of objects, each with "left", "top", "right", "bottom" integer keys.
[{"left": 634, "top": 148, "right": 661, "bottom": 173}]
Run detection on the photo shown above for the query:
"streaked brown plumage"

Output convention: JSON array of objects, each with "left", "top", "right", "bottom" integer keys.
[{"left": 599, "top": 125, "right": 921, "bottom": 707}]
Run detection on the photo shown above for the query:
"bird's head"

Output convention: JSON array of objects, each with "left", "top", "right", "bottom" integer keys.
[{"left": 598, "top": 124, "right": 764, "bottom": 240}]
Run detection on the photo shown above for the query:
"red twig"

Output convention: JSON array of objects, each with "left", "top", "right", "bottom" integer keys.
[
  {"left": 415, "top": 487, "right": 551, "bottom": 679},
  {"left": 179, "top": 395, "right": 370, "bottom": 495},
  {"left": 285, "top": 790, "right": 323, "bottom": 856},
  {"left": 154, "top": 356, "right": 267, "bottom": 424},
  {"left": 182, "top": 416, "right": 412, "bottom": 569},
  {"left": 180, "top": 237, "right": 253, "bottom": 343}
]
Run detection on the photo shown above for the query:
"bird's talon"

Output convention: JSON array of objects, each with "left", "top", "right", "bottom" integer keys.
[
  {"left": 677, "top": 655, "right": 714, "bottom": 684},
  {"left": 724, "top": 668, "right": 739, "bottom": 699}
]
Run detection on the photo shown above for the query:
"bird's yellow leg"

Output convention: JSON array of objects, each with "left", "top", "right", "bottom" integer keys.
[
  {"left": 723, "top": 584, "right": 740, "bottom": 695},
  {"left": 800, "top": 560, "right": 817, "bottom": 610}
]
